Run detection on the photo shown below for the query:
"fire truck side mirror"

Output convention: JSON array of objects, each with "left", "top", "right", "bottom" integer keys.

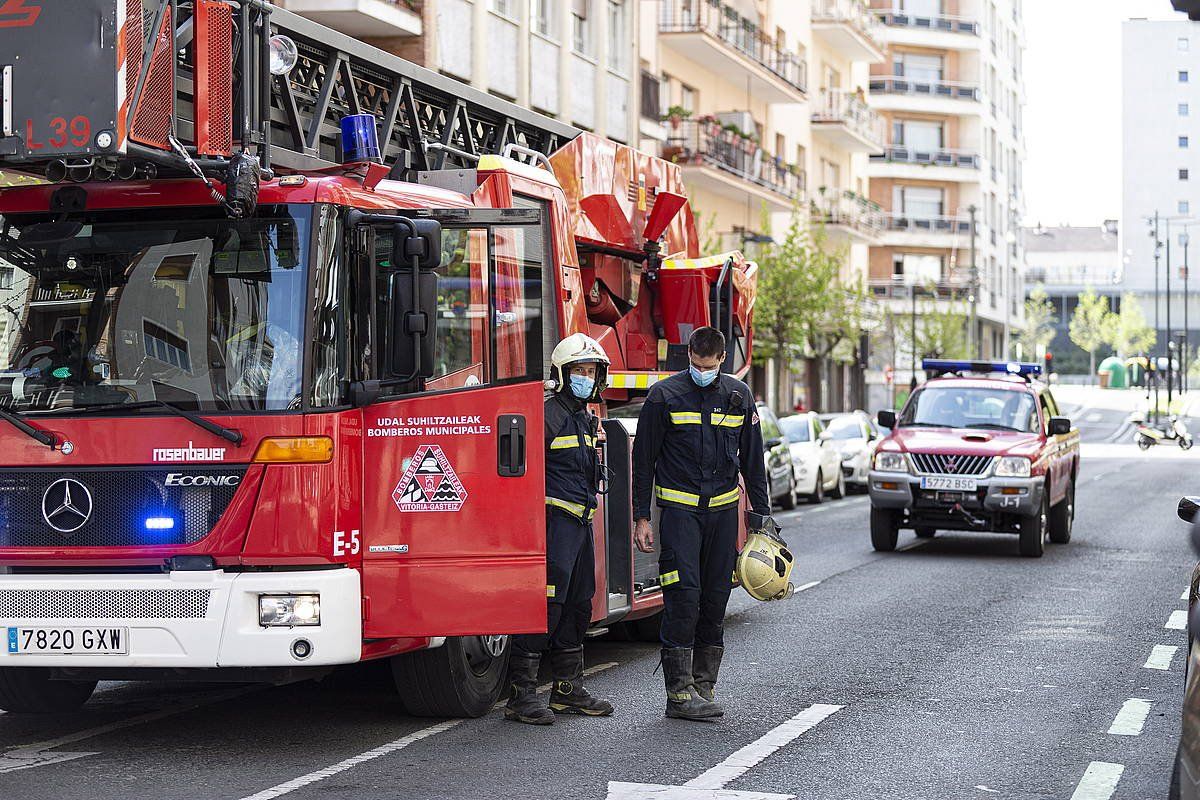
[
  {"left": 393, "top": 219, "right": 443, "bottom": 271},
  {"left": 388, "top": 269, "right": 437, "bottom": 381}
]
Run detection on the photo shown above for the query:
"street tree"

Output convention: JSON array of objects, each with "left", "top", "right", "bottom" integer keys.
[
  {"left": 1068, "top": 289, "right": 1116, "bottom": 380},
  {"left": 1017, "top": 285, "right": 1056, "bottom": 360},
  {"left": 1109, "top": 293, "right": 1156, "bottom": 358}
]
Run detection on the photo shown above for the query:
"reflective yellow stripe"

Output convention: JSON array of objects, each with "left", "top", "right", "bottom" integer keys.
[
  {"left": 660, "top": 570, "right": 680, "bottom": 586},
  {"left": 669, "top": 412, "right": 702, "bottom": 425},
  {"left": 607, "top": 372, "right": 673, "bottom": 389},
  {"left": 550, "top": 435, "right": 595, "bottom": 449},
  {"left": 712, "top": 414, "right": 744, "bottom": 428},
  {"left": 545, "top": 496, "right": 595, "bottom": 520},
  {"left": 661, "top": 251, "right": 739, "bottom": 270},
  {"left": 547, "top": 584, "right": 556, "bottom": 598},
  {"left": 708, "top": 487, "right": 741, "bottom": 507},
  {"left": 655, "top": 486, "right": 700, "bottom": 506}
]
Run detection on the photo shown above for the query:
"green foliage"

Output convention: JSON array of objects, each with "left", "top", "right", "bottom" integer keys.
[
  {"left": 913, "top": 293, "right": 970, "bottom": 359},
  {"left": 1109, "top": 293, "right": 1156, "bottom": 357},
  {"left": 1017, "top": 285, "right": 1057, "bottom": 360},
  {"left": 1068, "top": 289, "right": 1116, "bottom": 377}
]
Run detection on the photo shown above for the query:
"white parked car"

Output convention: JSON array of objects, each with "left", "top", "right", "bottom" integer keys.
[
  {"left": 818, "top": 411, "right": 883, "bottom": 492},
  {"left": 778, "top": 412, "right": 844, "bottom": 503}
]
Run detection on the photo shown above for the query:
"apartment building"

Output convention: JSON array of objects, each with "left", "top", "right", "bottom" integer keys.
[
  {"left": 279, "top": 0, "right": 639, "bottom": 144},
  {"left": 866, "top": 0, "right": 1027, "bottom": 403}
]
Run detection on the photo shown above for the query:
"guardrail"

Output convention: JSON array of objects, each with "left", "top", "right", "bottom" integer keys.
[
  {"left": 870, "top": 145, "right": 980, "bottom": 168},
  {"left": 663, "top": 119, "right": 804, "bottom": 200},
  {"left": 869, "top": 75, "right": 981, "bottom": 101},
  {"left": 659, "top": 0, "right": 807, "bottom": 94},
  {"left": 813, "top": 90, "right": 886, "bottom": 148}
]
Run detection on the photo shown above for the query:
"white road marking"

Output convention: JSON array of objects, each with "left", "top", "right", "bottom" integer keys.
[
  {"left": 607, "top": 703, "right": 842, "bottom": 800},
  {"left": 1184, "top": 587, "right": 1191, "bottom": 602},
  {"left": 683, "top": 704, "right": 844, "bottom": 790},
  {"left": 1167, "top": 609, "right": 1189, "bottom": 630},
  {"left": 1107, "top": 698, "right": 1153, "bottom": 736},
  {"left": 1144, "top": 645, "right": 1179, "bottom": 671},
  {"left": 1069, "top": 762, "right": 1124, "bottom": 800},
  {"left": 237, "top": 720, "right": 462, "bottom": 800},
  {"left": 793, "top": 581, "right": 820, "bottom": 593},
  {"left": 0, "top": 685, "right": 260, "bottom": 774}
]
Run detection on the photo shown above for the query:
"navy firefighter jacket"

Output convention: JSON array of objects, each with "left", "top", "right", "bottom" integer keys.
[
  {"left": 544, "top": 393, "right": 600, "bottom": 523},
  {"left": 631, "top": 371, "right": 771, "bottom": 519}
]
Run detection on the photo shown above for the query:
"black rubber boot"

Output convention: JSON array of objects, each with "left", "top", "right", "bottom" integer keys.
[
  {"left": 503, "top": 652, "right": 554, "bottom": 725},
  {"left": 548, "top": 647, "right": 614, "bottom": 716},
  {"left": 692, "top": 645, "right": 725, "bottom": 715},
  {"left": 661, "top": 647, "right": 722, "bottom": 721}
]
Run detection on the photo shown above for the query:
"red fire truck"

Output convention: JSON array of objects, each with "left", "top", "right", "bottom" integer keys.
[{"left": 0, "top": 1, "right": 759, "bottom": 716}]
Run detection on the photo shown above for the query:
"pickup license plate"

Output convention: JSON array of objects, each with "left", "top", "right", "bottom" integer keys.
[
  {"left": 921, "top": 476, "right": 977, "bottom": 492},
  {"left": 6, "top": 626, "right": 128, "bottom": 655}
]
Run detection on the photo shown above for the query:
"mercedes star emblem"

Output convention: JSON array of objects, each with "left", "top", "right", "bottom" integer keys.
[{"left": 41, "top": 478, "right": 93, "bottom": 533}]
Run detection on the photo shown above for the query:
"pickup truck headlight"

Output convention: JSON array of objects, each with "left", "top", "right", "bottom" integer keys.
[
  {"left": 994, "top": 456, "right": 1031, "bottom": 478},
  {"left": 873, "top": 451, "right": 908, "bottom": 473}
]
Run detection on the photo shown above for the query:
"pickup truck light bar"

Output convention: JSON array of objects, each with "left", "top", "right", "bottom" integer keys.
[{"left": 921, "top": 359, "right": 1042, "bottom": 379}]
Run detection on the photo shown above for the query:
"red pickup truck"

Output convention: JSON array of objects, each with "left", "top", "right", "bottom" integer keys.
[{"left": 869, "top": 360, "right": 1080, "bottom": 557}]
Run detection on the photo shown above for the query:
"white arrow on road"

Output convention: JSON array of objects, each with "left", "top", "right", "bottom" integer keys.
[{"left": 607, "top": 703, "right": 844, "bottom": 800}]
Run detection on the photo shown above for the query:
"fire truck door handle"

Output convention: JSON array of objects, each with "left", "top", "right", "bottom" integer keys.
[{"left": 497, "top": 414, "right": 526, "bottom": 477}]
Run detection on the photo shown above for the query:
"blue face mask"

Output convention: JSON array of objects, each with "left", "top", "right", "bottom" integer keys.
[
  {"left": 689, "top": 365, "right": 720, "bottom": 387},
  {"left": 569, "top": 374, "right": 595, "bottom": 399}
]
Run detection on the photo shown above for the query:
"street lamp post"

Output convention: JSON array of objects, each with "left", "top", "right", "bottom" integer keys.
[
  {"left": 910, "top": 285, "right": 917, "bottom": 392},
  {"left": 1185, "top": 231, "right": 1191, "bottom": 394},
  {"left": 968, "top": 204, "right": 978, "bottom": 358},
  {"left": 1153, "top": 212, "right": 1161, "bottom": 341},
  {"left": 1168, "top": 219, "right": 1174, "bottom": 399}
]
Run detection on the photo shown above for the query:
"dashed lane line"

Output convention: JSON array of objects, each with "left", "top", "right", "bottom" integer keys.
[
  {"left": 237, "top": 662, "right": 620, "bottom": 800},
  {"left": 1184, "top": 586, "right": 1191, "bottom": 602},
  {"left": 793, "top": 581, "right": 820, "bottom": 594},
  {"left": 1167, "top": 609, "right": 1189, "bottom": 631},
  {"left": 1069, "top": 762, "right": 1124, "bottom": 800},
  {"left": 1107, "top": 698, "right": 1153, "bottom": 736},
  {"left": 1144, "top": 645, "right": 1178, "bottom": 671}
]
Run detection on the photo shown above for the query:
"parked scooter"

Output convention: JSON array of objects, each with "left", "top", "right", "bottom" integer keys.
[{"left": 1135, "top": 416, "right": 1194, "bottom": 450}]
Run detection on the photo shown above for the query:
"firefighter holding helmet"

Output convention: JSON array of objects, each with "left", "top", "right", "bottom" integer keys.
[
  {"left": 632, "top": 326, "right": 775, "bottom": 722},
  {"left": 505, "top": 333, "right": 615, "bottom": 725}
]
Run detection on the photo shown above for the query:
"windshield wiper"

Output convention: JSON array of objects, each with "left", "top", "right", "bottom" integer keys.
[
  {"left": 0, "top": 407, "right": 57, "bottom": 447},
  {"left": 897, "top": 422, "right": 943, "bottom": 428},
  {"left": 40, "top": 400, "right": 243, "bottom": 445},
  {"left": 964, "top": 423, "right": 1022, "bottom": 432}
]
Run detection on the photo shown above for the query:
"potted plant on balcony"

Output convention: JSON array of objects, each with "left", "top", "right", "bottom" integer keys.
[{"left": 662, "top": 105, "right": 692, "bottom": 130}]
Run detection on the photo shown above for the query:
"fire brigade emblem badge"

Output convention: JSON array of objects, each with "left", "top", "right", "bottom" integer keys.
[{"left": 392, "top": 444, "right": 468, "bottom": 512}]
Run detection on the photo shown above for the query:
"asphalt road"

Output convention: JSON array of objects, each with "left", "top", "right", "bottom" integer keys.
[{"left": 0, "top": 402, "right": 1196, "bottom": 800}]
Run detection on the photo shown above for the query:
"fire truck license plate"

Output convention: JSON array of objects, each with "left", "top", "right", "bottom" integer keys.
[
  {"left": 6, "top": 627, "right": 128, "bottom": 655},
  {"left": 921, "top": 476, "right": 977, "bottom": 492}
]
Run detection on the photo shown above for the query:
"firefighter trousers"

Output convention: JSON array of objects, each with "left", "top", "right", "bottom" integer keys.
[
  {"left": 513, "top": 509, "right": 596, "bottom": 656},
  {"left": 657, "top": 505, "right": 739, "bottom": 649}
]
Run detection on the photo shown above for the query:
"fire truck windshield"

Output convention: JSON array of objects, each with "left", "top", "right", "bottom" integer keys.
[
  {"left": 0, "top": 204, "right": 310, "bottom": 414},
  {"left": 899, "top": 385, "right": 1039, "bottom": 432}
]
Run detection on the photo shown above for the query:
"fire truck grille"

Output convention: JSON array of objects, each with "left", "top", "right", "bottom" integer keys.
[
  {"left": 909, "top": 453, "right": 993, "bottom": 476},
  {"left": 0, "top": 467, "right": 247, "bottom": 548},
  {"left": 0, "top": 589, "right": 211, "bottom": 620}
]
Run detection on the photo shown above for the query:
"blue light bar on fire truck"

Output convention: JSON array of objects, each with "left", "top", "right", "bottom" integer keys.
[{"left": 921, "top": 359, "right": 1042, "bottom": 378}]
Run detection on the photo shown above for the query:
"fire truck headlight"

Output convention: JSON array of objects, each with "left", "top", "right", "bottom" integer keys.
[
  {"left": 258, "top": 594, "right": 321, "bottom": 627},
  {"left": 994, "top": 456, "right": 1032, "bottom": 478}
]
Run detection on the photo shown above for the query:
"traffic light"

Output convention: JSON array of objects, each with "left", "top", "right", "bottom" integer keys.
[{"left": 1044, "top": 351, "right": 1054, "bottom": 375}]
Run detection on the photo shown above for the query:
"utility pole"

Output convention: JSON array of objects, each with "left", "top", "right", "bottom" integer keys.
[
  {"left": 968, "top": 204, "right": 978, "bottom": 358},
  {"left": 1154, "top": 211, "right": 1161, "bottom": 341},
  {"left": 910, "top": 285, "right": 917, "bottom": 392},
  {"left": 1185, "top": 231, "right": 1191, "bottom": 393},
  {"left": 1168, "top": 219, "right": 1174, "bottom": 402}
]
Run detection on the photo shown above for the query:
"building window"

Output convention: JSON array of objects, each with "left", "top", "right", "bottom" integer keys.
[
  {"left": 0, "top": 266, "right": 11, "bottom": 290},
  {"left": 606, "top": 1, "right": 626, "bottom": 71},
  {"left": 1182, "top": 71, "right": 1191, "bottom": 83},
  {"left": 1182, "top": 168, "right": 1190, "bottom": 180},
  {"left": 491, "top": 0, "right": 516, "bottom": 18},
  {"left": 679, "top": 83, "right": 695, "bottom": 114},
  {"left": 896, "top": 185, "right": 944, "bottom": 217},
  {"left": 530, "top": 0, "right": 555, "bottom": 36},
  {"left": 1181, "top": 201, "right": 1191, "bottom": 214},
  {"left": 571, "top": 0, "right": 591, "bottom": 55},
  {"left": 1182, "top": 136, "right": 1190, "bottom": 148},
  {"left": 1182, "top": 37, "right": 1191, "bottom": 51},
  {"left": 1181, "top": 103, "right": 1191, "bottom": 117},
  {"left": 894, "top": 52, "right": 943, "bottom": 82},
  {"left": 893, "top": 119, "right": 944, "bottom": 149},
  {"left": 893, "top": 253, "right": 943, "bottom": 284},
  {"left": 143, "top": 321, "right": 192, "bottom": 373}
]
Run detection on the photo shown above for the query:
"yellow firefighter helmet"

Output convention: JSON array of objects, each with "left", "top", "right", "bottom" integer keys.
[
  {"left": 549, "top": 333, "right": 610, "bottom": 401},
  {"left": 736, "top": 530, "right": 795, "bottom": 601}
]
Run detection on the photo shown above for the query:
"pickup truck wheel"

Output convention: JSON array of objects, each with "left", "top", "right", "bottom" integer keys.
[
  {"left": 1048, "top": 479, "right": 1074, "bottom": 544},
  {"left": 808, "top": 471, "right": 825, "bottom": 504},
  {"left": 0, "top": 668, "right": 96, "bottom": 713},
  {"left": 780, "top": 473, "right": 798, "bottom": 510},
  {"left": 391, "top": 635, "right": 510, "bottom": 718},
  {"left": 914, "top": 527, "right": 937, "bottom": 538},
  {"left": 870, "top": 507, "right": 899, "bottom": 551},
  {"left": 1018, "top": 492, "right": 1049, "bottom": 557}
]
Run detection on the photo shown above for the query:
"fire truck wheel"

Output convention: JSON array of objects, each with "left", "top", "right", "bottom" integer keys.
[
  {"left": 1019, "top": 492, "right": 1049, "bottom": 558},
  {"left": 0, "top": 668, "right": 96, "bottom": 713},
  {"left": 618, "top": 612, "right": 663, "bottom": 642},
  {"left": 1048, "top": 479, "right": 1074, "bottom": 544},
  {"left": 390, "top": 635, "right": 511, "bottom": 718},
  {"left": 870, "top": 507, "right": 899, "bottom": 551}
]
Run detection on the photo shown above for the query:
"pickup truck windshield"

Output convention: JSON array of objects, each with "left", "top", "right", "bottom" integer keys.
[
  {"left": 901, "top": 385, "right": 1038, "bottom": 432},
  {"left": 0, "top": 205, "right": 310, "bottom": 413}
]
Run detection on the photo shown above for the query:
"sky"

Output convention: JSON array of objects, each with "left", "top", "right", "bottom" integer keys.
[{"left": 1023, "top": 0, "right": 1178, "bottom": 226}]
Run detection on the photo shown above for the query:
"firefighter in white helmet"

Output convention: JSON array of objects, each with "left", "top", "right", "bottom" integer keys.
[{"left": 505, "top": 333, "right": 614, "bottom": 725}]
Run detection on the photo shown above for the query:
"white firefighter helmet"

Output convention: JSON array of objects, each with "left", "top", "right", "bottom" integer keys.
[
  {"left": 549, "top": 333, "right": 610, "bottom": 401},
  {"left": 736, "top": 530, "right": 795, "bottom": 601}
]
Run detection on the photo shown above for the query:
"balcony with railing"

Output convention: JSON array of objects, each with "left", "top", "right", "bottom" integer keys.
[
  {"left": 659, "top": 0, "right": 808, "bottom": 103},
  {"left": 812, "top": 90, "right": 886, "bottom": 153},
  {"left": 810, "top": 189, "right": 885, "bottom": 243},
  {"left": 878, "top": 211, "right": 973, "bottom": 247},
  {"left": 869, "top": 280, "right": 972, "bottom": 300},
  {"left": 868, "top": 75, "right": 982, "bottom": 117},
  {"left": 870, "top": 145, "right": 981, "bottom": 181},
  {"left": 662, "top": 118, "right": 804, "bottom": 208},
  {"left": 278, "top": 0, "right": 422, "bottom": 37},
  {"left": 871, "top": 4, "right": 980, "bottom": 49},
  {"left": 811, "top": 0, "right": 886, "bottom": 62}
]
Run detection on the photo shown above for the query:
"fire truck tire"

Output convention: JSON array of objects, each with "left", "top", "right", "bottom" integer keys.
[
  {"left": 870, "top": 507, "right": 899, "bottom": 551},
  {"left": 1048, "top": 479, "right": 1074, "bottom": 544},
  {"left": 621, "top": 612, "right": 663, "bottom": 642},
  {"left": 0, "top": 668, "right": 96, "bottom": 713},
  {"left": 390, "top": 636, "right": 510, "bottom": 718},
  {"left": 1019, "top": 492, "right": 1049, "bottom": 558}
]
